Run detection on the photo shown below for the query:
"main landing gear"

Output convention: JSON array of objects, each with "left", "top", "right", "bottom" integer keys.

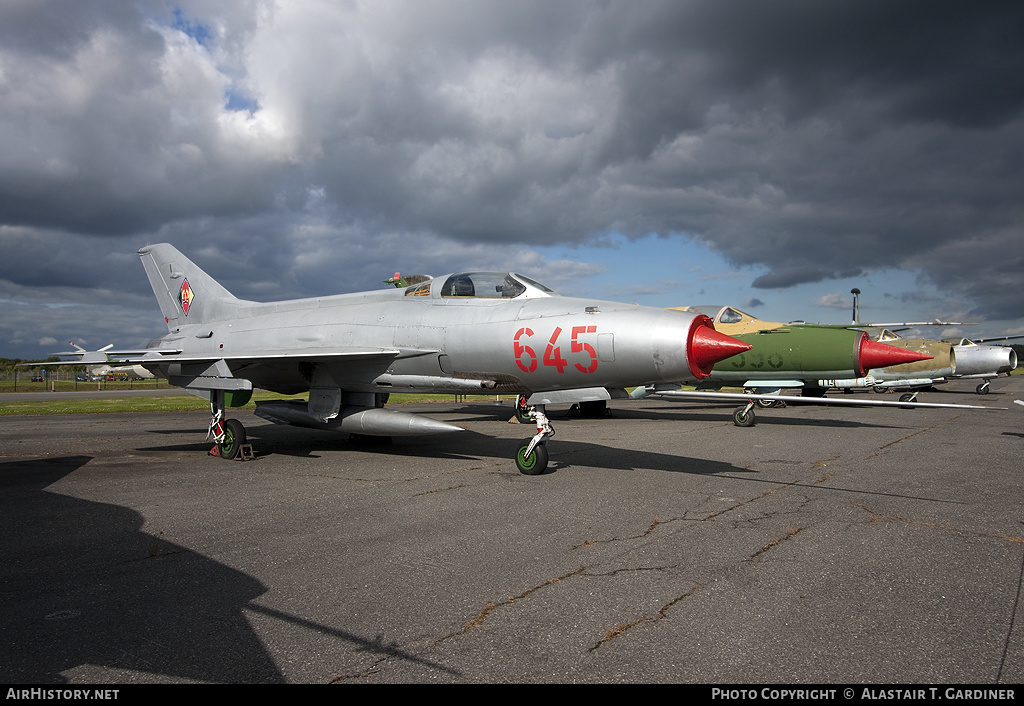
[
  {"left": 515, "top": 398, "right": 554, "bottom": 475},
  {"left": 899, "top": 392, "right": 919, "bottom": 404},
  {"left": 731, "top": 389, "right": 790, "bottom": 427},
  {"left": 733, "top": 400, "right": 757, "bottom": 427},
  {"left": 208, "top": 391, "right": 249, "bottom": 460}
]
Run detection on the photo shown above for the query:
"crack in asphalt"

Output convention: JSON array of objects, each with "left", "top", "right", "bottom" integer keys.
[
  {"left": 852, "top": 502, "right": 1024, "bottom": 544},
  {"left": 586, "top": 524, "right": 809, "bottom": 651},
  {"left": 454, "top": 568, "right": 587, "bottom": 637},
  {"left": 863, "top": 416, "right": 960, "bottom": 461}
]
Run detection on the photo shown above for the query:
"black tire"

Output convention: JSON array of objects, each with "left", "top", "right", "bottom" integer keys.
[
  {"left": 733, "top": 407, "right": 756, "bottom": 427},
  {"left": 516, "top": 442, "right": 549, "bottom": 475},
  {"left": 899, "top": 393, "right": 916, "bottom": 403},
  {"left": 755, "top": 399, "right": 778, "bottom": 408},
  {"left": 976, "top": 383, "right": 990, "bottom": 395},
  {"left": 218, "top": 418, "right": 246, "bottom": 460}
]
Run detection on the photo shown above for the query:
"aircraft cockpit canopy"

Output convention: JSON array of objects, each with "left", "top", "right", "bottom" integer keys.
[
  {"left": 677, "top": 305, "right": 753, "bottom": 324},
  {"left": 419, "top": 272, "right": 557, "bottom": 299},
  {"left": 876, "top": 329, "right": 904, "bottom": 342},
  {"left": 717, "top": 307, "right": 748, "bottom": 324}
]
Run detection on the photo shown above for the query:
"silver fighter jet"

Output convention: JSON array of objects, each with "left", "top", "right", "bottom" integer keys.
[
  {"left": 65, "top": 244, "right": 752, "bottom": 474},
  {"left": 942, "top": 336, "right": 1019, "bottom": 394}
]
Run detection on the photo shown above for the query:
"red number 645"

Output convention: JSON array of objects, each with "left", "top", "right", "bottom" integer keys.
[
  {"left": 571, "top": 325, "right": 598, "bottom": 373},
  {"left": 514, "top": 327, "right": 537, "bottom": 372}
]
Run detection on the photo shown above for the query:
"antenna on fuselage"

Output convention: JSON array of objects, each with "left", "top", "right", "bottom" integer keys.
[{"left": 851, "top": 288, "right": 861, "bottom": 325}]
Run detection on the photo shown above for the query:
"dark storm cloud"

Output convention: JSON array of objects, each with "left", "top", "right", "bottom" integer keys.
[{"left": 1, "top": 0, "right": 1022, "bottom": 356}]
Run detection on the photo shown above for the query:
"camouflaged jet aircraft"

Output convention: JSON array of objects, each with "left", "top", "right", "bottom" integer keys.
[
  {"left": 58, "top": 244, "right": 753, "bottom": 474},
  {"left": 630, "top": 305, "right": 1001, "bottom": 425},
  {"left": 838, "top": 328, "right": 956, "bottom": 400},
  {"left": 829, "top": 330, "right": 1018, "bottom": 400}
]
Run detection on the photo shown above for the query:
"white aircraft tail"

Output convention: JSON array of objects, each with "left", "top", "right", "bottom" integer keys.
[{"left": 138, "top": 244, "right": 246, "bottom": 330}]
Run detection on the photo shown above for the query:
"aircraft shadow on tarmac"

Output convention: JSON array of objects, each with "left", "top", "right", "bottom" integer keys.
[
  {"left": 0, "top": 456, "right": 458, "bottom": 683},
  {"left": 439, "top": 399, "right": 921, "bottom": 430},
  {"left": 535, "top": 439, "right": 747, "bottom": 476},
  {"left": 329, "top": 435, "right": 747, "bottom": 477},
  {"left": 539, "top": 403, "right": 906, "bottom": 430},
  {"left": 138, "top": 418, "right": 747, "bottom": 477}
]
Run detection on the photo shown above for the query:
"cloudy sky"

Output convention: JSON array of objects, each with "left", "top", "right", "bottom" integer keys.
[{"left": 2, "top": 0, "right": 1022, "bottom": 359}]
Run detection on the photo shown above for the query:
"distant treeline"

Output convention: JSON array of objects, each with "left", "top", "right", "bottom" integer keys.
[{"left": 1, "top": 356, "right": 73, "bottom": 371}]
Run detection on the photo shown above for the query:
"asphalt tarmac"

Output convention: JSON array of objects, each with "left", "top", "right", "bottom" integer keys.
[{"left": 2, "top": 378, "right": 1023, "bottom": 684}]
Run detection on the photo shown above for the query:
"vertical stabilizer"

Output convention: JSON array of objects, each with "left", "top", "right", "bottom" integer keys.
[{"left": 138, "top": 244, "right": 245, "bottom": 330}]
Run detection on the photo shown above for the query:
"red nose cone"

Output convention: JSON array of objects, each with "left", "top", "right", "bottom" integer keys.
[
  {"left": 857, "top": 337, "right": 934, "bottom": 375},
  {"left": 687, "top": 317, "right": 753, "bottom": 378}
]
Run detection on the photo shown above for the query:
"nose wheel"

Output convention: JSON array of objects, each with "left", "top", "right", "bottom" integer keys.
[
  {"left": 516, "top": 402, "right": 553, "bottom": 474},
  {"left": 516, "top": 442, "right": 549, "bottom": 475}
]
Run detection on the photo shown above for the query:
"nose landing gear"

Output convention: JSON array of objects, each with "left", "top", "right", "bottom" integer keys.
[{"left": 516, "top": 400, "right": 554, "bottom": 475}]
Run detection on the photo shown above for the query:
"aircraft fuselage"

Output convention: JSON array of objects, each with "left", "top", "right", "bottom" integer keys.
[{"left": 143, "top": 280, "right": 723, "bottom": 398}]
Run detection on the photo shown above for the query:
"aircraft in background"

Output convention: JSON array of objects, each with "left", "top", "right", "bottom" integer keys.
[
  {"left": 838, "top": 287, "right": 1018, "bottom": 397},
  {"left": 668, "top": 306, "right": 932, "bottom": 395},
  {"left": 837, "top": 328, "right": 957, "bottom": 400},
  {"left": 56, "top": 244, "right": 753, "bottom": 474},
  {"left": 62, "top": 343, "right": 155, "bottom": 380},
  {"left": 631, "top": 305, "right": 1002, "bottom": 425},
  {"left": 632, "top": 305, "right": 933, "bottom": 425},
  {"left": 941, "top": 336, "right": 1020, "bottom": 394},
  {"left": 829, "top": 330, "right": 1019, "bottom": 400}
]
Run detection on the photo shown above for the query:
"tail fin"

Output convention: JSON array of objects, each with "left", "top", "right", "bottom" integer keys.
[{"left": 138, "top": 244, "right": 245, "bottom": 330}]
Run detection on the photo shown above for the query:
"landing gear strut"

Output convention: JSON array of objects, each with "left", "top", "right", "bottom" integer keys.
[
  {"left": 208, "top": 390, "right": 247, "bottom": 460},
  {"left": 898, "top": 391, "right": 919, "bottom": 409},
  {"left": 516, "top": 402, "right": 554, "bottom": 475}
]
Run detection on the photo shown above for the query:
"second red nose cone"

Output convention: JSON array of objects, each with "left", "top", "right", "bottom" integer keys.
[
  {"left": 857, "top": 337, "right": 934, "bottom": 375},
  {"left": 688, "top": 318, "right": 753, "bottom": 378}
]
